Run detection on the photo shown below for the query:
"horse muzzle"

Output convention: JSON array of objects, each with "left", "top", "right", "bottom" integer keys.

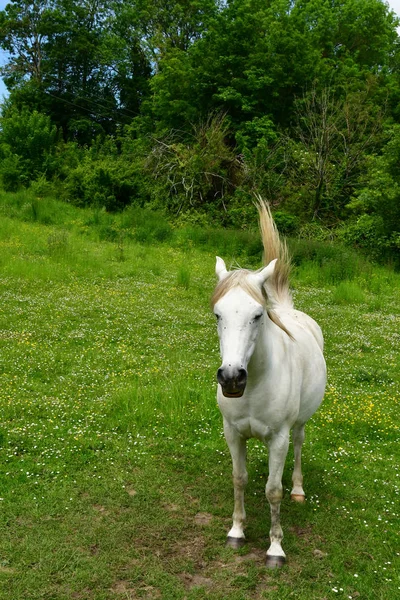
[{"left": 217, "top": 367, "right": 247, "bottom": 398}]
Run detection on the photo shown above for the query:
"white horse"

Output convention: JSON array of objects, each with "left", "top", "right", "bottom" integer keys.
[{"left": 211, "top": 201, "right": 326, "bottom": 567}]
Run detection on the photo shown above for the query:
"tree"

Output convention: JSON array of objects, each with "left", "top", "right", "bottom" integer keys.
[
  {"left": 347, "top": 125, "right": 400, "bottom": 249},
  {"left": 284, "top": 85, "right": 383, "bottom": 220},
  {"left": 149, "top": 0, "right": 398, "bottom": 135},
  {"left": 0, "top": 0, "right": 152, "bottom": 141},
  {"left": 114, "top": 0, "right": 219, "bottom": 65}
]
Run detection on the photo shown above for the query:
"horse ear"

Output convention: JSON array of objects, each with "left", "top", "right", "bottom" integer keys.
[
  {"left": 256, "top": 258, "right": 277, "bottom": 285},
  {"left": 216, "top": 256, "right": 228, "bottom": 280}
]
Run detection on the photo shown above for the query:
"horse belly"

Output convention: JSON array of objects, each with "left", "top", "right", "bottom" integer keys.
[{"left": 297, "top": 357, "right": 326, "bottom": 424}]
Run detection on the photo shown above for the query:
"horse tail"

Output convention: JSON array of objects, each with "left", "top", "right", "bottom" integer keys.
[{"left": 257, "top": 197, "right": 293, "bottom": 309}]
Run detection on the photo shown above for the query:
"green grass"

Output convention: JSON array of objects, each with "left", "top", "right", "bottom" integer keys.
[
  {"left": 0, "top": 193, "right": 399, "bottom": 599},
  {"left": 331, "top": 281, "right": 366, "bottom": 304}
]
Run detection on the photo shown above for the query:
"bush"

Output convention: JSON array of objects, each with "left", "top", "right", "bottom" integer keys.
[
  {"left": 146, "top": 114, "right": 243, "bottom": 218},
  {"left": 65, "top": 155, "right": 146, "bottom": 211},
  {"left": 0, "top": 152, "right": 26, "bottom": 191},
  {"left": 272, "top": 211, "right": 300, "bottom": 235},
  {"left": 0, "top": 109, "right": 57, "bottom": 185},
  {"left": 338, "top": 214, "right": 388, "bottom": 260}
]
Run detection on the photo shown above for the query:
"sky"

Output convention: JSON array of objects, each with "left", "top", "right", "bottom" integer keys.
[{"left": 0, "top": 0, "right": 399, "bottom": 100}]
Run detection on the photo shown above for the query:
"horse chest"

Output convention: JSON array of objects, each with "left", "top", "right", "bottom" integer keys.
[
  {"left": 235, "top": 416, "right": 273, "bottom": 442},
  {"left": 219, "top": 398, "right": 285, "bottom": 442}
]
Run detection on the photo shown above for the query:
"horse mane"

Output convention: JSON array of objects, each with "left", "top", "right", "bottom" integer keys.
[
  {"left": 257, "top": 197, "right": 293, "bottom": 309},
  {"left": 211, "top": 198, "right": 294, "bottom": 339}
]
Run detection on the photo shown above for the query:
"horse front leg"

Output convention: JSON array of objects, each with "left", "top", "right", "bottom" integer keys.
[
  {"left": 224, "top": 421, "right": 248, "bottom": 548},
  {"left": 265, "top": 431, "right": 290, "bottom": 567}
]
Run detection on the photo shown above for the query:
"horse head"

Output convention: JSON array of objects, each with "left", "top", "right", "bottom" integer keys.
[{"left": 212, "top": 257, "right": 277, "bottom": 398}]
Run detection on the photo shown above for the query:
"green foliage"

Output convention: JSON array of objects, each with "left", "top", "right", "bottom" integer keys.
[
  {"left": 272, "top": 211, "right": 300, "bottom": 235},
  {"left": 344, "top": 125, "right": 400, "bottom": 263},
  {"left": 289, "top": 239, "right": 371, "bottom": 284},
  {"left": 47, "top": 229, "right": 69, "bottom": 255},
  {"left": 338, "top": 214, "right": 387, "bottom": 256},
  {"left": 176, "top": 264, "right": 191, "bottom": 289},
  {"left": 0, "top": 0, "right": 146, "bottom": 139},
  {"left": 236, "top": 116, "right": 278, "bottom": 153},
  {"left": 0, "top": 151, "right": 25, "bottom": 191},
  {"left": 64, "top": 149, "right": 147, "bottom": 211},
  {"left": 148, "top": 0, "right": 398, "bottom": 133},
  {"left": 0, "top": 108, "right": 57, "bottom": 187},
  {"left": 0, "top": 0, "right": 399, "bottom": 263},
  {"left": 121, "top": 205, "right": 173, "bottom": 244},
  {"left": 282, "top": 86, "right": 384, "bottom": 220},
  {"left": 146, "top": 114, "right": 243, "bottom": 218}
]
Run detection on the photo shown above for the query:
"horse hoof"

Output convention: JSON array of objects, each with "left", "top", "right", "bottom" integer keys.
[
  {"left": 290, "top": 493, "right": 306, "bottom": 503},
  {"left": 226, "top": 536, "right": 246, "bottom": 549},
  {"left": 266, "top": 555, "right": 286, "bottom": 568}
]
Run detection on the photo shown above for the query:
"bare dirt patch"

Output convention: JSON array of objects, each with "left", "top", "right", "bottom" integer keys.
[
  {"left": 194, "top": 512, "right": 213, "bottom": 526},
  {"left": 289, "top": 524, "right": 313, "bottom": 538},
  {"left": 234, "top": 548, "right": 265, "bottom": 565},
  {"left": 111, "top": 580, "right": 161, "bottom": 599},
  {"left": 173, "top": 534, "right": 207, "bottom": 566},
  {"left": 0, "top": 566, "right": 16, "bottom": 574},
  {"left": 180, "top": 573, "right": 214, "bottom": 589},
  {"left": 92, "top": 504, "right": 110, "bottom": 516},
  {"left": 163, "top": 502, "right": 180, "bottom": 512}
]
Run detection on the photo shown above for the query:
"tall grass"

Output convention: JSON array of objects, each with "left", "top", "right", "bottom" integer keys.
[
  {"left": 177, "top": 264, "right": 191, "bottom": 289},
  {"left": 2, "top": 189, "right": 398, "bottom": 302},
  {"left": 0, "top": 188, "right": 387, "bottom": 285},
  {"left": 290, "top": 238, "right": 373, "bottom": 285},
  {"left": 331, "top": 281, "right": 366, "bottom": 304}
]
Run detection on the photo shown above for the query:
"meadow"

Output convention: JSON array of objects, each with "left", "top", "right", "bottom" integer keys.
[{"left": 0, "top": 191, "right": 399, "bottom": 599}]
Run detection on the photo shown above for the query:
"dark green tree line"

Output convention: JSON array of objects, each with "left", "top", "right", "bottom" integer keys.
[{"left": 0, "top": 0, "right": 399, "bottom": 260}]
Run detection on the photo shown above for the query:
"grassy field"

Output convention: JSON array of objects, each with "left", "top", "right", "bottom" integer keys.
[{"left": 0, "top": 192, "right": 399, "bottom": 599}]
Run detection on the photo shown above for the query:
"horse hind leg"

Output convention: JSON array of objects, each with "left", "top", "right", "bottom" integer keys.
[{"left": 291, "top": 423, "right": 306, "bottom": 502}]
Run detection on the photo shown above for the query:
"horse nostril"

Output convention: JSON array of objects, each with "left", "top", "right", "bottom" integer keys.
[
  {"left": 237, "top": 368, "right": 247, "bottom": 386},
  {"left": 217, "top": 368, "right": 226, "bottom": 385}
]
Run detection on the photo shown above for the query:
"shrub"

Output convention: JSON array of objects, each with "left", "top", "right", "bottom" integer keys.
[
  {"left": 338, "top": 215, "right": 387, "bottom": 259},
  {"left": 146, "top": 113, "right": 243, "bottom": 218},
  {"left": 64, "top": 154, "right": 148, "bottom": 211},
  {"left": 0, "top": 152, "right": 26, "bottom": 191},
  {"left": 272, "top": 211, "right": 300, "bottom": 235},
  {"left": 0, "top": 109, "right": 57, "bottom": 185}
]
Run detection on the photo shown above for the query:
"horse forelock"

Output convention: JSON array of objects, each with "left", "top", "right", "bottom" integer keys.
[
  {"left": 211, "top": 269, "right": 294, "bottom": 340},
  {"left": 211, "top": 270, "right": 265, "bottom": 308}
]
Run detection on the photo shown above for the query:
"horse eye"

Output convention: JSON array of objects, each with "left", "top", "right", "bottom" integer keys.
[
  {"left": 215, "top": 313, "right": 221, "bottom": 321},
  {"left": 254, "top": 313, "right": 263, "bottom": 321}
]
